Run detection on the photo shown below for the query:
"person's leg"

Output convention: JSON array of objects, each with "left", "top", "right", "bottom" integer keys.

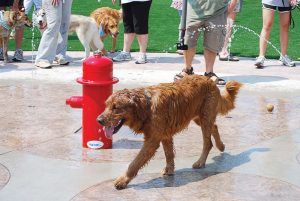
[
  {"left": 33, "top": 0, "right": 42, "bottom": 10},
  {"left": 131, "top": 1, "right": 151, "bottom": 54},
  {"left": 258, "top": 5, "right": 275, "bottom": 57},
  {"left": 23, "top": 0, "right": 33, "bottom": 14},
  {"left": 55, "top": 0, "right": 73, "bottom": 62},
  {"left": 279, "top": 11, "right": 290, "bottom": 56},
  {"left": 278, "top": 8, "right": 295, "bottom": 66},
  {"left": 123, "top": 33, "right": 135, "bottom": 52},
  {"left": 35, "top": 0, "right": 62, "bottom": 67},
  {"left": 203, "top": 11, "right": 227, "bottom": 85},
  {"left": 219, "top": 12, "right": 236, "bottom": 58},
  {"left": 12, "top": 27, "right": 24, "bottom": 61},
  {"left": 204, "top": 48, "right": 217, "bottom": 74},
  {"left": 184, "top": 47, "right": 196, "bottom": 70},
  {"left": 136, "top": 34, "right": 148, "bottom": 54}
]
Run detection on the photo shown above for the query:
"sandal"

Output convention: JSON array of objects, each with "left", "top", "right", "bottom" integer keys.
[
  {"left": 174, "top": 67, "right": 194, "bottom": 81},
  {"left": 219, "top": 54, "right": 239, "bottom": 62},
  {"left": 204, "top": 72, "right": 226, "bottom": 85}
]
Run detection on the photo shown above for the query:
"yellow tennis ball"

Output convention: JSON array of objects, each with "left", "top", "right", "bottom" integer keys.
[{"left": 267, "top": 104, "right": 274, "bottom": 112}]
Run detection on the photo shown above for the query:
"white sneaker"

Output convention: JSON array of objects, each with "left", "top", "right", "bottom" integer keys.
[
  {"left": 12, "top": 49, "right": 23, "bottom": 62},
  {"left": 279, "top": 55, "right": 296, "bottom": 67},
  {"left": 254, "top": 56, "right": 265, "bottom": 68},
  {"left": 35, "top": 61, "right": 52, "bottom": 69},
  {"left": 112, "top": 51, "right": 131, "bottom": 62},
  {"left": 53, "top": 56, "right": 69, "bottom": 65},
  {"left": 135, "top": 53, "right": 147, "bottom": 64}
]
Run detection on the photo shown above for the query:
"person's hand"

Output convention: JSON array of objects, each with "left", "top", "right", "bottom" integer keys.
[
  {"left": 112, "top": 0, "right": 117, "bottom": 4},
  {"left": 228, "top": 0, "right": 237, "bottom": 13},
  {"left": 290, "top": 0, "right": 297, "bottom": 6},
  {"left": 52, "top": 0, "right": 60, "bottom": 6},
  {"left": 12, "top": 0, "right": 19, "bottom": 11}
]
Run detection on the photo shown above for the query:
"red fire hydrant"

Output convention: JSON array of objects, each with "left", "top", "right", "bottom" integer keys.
[{"left": 66, "top": 53, "right": 118, "bottom": 149}]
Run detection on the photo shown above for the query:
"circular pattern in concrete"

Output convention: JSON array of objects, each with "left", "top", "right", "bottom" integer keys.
[
  {"left": 1, "top": 81, "right": 300, "bottom": 163},
  {"left": 0, "top": 163, "right": 10, "bottom": 191},
  {"left": 70, "top": 171, "right": 300, "bottom": 201}
]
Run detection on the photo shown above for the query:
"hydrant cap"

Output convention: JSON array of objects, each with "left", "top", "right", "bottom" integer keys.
[{"left": 82, "top": 54, "right": 113, "bottom": 82}]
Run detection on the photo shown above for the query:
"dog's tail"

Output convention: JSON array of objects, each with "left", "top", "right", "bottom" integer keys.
[{"left": 217, "top": 81, "right": 242, "bottom": 115}]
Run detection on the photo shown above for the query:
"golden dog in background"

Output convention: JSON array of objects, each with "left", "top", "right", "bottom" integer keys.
[
  {"left": 98, "top": 75, "right": 242, "bottom": 189},
  {"left": 90, "top": 7, "right": 122, "bottom": 55}
]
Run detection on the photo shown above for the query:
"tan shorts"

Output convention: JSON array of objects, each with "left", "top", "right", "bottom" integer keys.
[{"left": 185, "top": 11, "right": 227, "bottom": 53}]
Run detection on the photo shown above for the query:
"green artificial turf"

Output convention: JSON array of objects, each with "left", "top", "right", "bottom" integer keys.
[{"left": 9, "top": 0, "right": 300, "bottom": 59}]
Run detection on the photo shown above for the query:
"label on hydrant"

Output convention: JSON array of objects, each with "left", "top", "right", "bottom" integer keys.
[{"left": 87, "top": 140, "right": 104, "bottom": 149}]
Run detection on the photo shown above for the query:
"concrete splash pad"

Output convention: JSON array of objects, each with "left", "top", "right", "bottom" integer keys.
[{"left": 0, "top": 52, "right": 300, "bottom": 201}]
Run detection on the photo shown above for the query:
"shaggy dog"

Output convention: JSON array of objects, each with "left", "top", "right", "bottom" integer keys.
[
  {"left": 90, "top": 7, "right": 122, "bottom": 55},
  {"left": 0, "top": 10, "right": 32, "bottom": 63},
  {"left": 69, "top": 14, "right": 104, "bottom": 59},
  {"left": 97, "top": 75, "right": 242, "bottom": 189}
]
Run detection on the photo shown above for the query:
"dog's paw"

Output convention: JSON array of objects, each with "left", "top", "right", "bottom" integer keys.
[
  {"left": 114, "top": 175, "right": 129, "bottom": 190},
  {"left": 219, "top": 143, "right": 225, "bottom": 152},
  {"left": 161, "top": 166, "right": 174, "bottom": 176},
  {"left": 192, "top": 161, "right": 206, "bottom": 169}
]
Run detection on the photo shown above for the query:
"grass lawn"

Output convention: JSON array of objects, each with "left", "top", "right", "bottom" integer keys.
[{"left": 9, "top": 0, "right": 300, "bottom": 59}]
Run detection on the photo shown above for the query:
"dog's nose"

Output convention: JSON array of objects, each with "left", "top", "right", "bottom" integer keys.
[{"left": 97, "top": 115, "right": 105, "bottom": 125}]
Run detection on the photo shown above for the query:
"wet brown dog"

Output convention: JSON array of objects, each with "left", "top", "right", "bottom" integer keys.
[
  {"left": 0, "top": 10, "right": 32, "bottom": 63},
  {"left": 90, "top": 7, "right": 122, "bottom": 55},
  {"left": 97, "top": 75, "right": 242, "bottom": 190}
]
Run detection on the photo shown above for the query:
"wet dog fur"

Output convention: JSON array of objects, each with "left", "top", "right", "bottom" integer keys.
[{"left": 98, "top": 75, "right": 242, "bottom": 189}]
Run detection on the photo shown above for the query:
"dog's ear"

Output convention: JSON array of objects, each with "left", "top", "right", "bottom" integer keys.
[{"left": 118, "top": 9, "right": 123, "bottom": 21}]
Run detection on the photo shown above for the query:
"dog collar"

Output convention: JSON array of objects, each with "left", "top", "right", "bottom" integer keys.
[
  {"left": 0, "top": 11, "right": 12, "bottom": 31},
  {"left": 144, "top": 90, "right": 151, "bottom": 106},
  {"left": 99, "top": 24, "right": 106, "bottom": 37}
]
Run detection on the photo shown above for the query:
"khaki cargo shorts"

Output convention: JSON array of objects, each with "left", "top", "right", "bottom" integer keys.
[{"left": 185, "top": 11, "right": 227, "bottom": 53}]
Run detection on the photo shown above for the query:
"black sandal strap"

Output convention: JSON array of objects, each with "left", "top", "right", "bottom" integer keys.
[
  {"left": 182, "top": 67, "right": 194, "bottom": 75},
  {"left": 204, "top": 72, "right": 226, "bottom": 85}
]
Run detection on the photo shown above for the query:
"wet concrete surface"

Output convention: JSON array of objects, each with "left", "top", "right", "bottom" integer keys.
[{"left": 0, "top": 52, "right": 300, "bottom": 201}]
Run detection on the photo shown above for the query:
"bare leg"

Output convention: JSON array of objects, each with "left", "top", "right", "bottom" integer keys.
[
  {"left": 136, "top": 34, "right": 148, "bottom": 54},
  {"left": 219, "top": 12, "right": 237, "bottom": 57},
  {"left": 204, "top": 48, "right": 217, "bottom": 73},
  {"left": 114, "top": 138, "right": 160, "bottom": 190},
  {"left": 123, "top": 33, "right": 135, "bottom": 52},
  {"left": 15, "top": 27, "right": 24, "bottom": 50},
  {"left": 258, "top": 8, "right": 275, "bottom": 57},
  {"left": 184, "top": 47, "right": 196, "bottom": 70},
  {"left": 161, "top": 138, "right": 175, "bottom": 175},
  {"left": 279, "top": 11, "right": 290, "bottom": 56}
]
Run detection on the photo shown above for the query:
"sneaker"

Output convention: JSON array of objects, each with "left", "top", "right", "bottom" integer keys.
[
  {"left": 135, "top": 53, "right": 147, "bottom": 64},
  {"left": 35, "top": 61, "right": 52, "bottom": 69},
  {"left": 12, "top": 49, "right": 23, "bottom": 62},
  {"left": 254, "top": 56, "right": 265, "bottom": 69},
  {"left": 0, "top": 48, "right": 3, "bottom": 61},
  {"left": 53, "top": 56, "right": 69, "bottom": 65},
  {"left": 279, "top": 55, "right": 296, "bottom": 67},
  {"left": 112, "top": 51, "right": 131, "bottom": 62}
]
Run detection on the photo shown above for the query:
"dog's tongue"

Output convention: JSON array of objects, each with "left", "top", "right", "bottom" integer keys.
[{"left": 103, "top": 126, "right": 114, "bottom": 139}]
